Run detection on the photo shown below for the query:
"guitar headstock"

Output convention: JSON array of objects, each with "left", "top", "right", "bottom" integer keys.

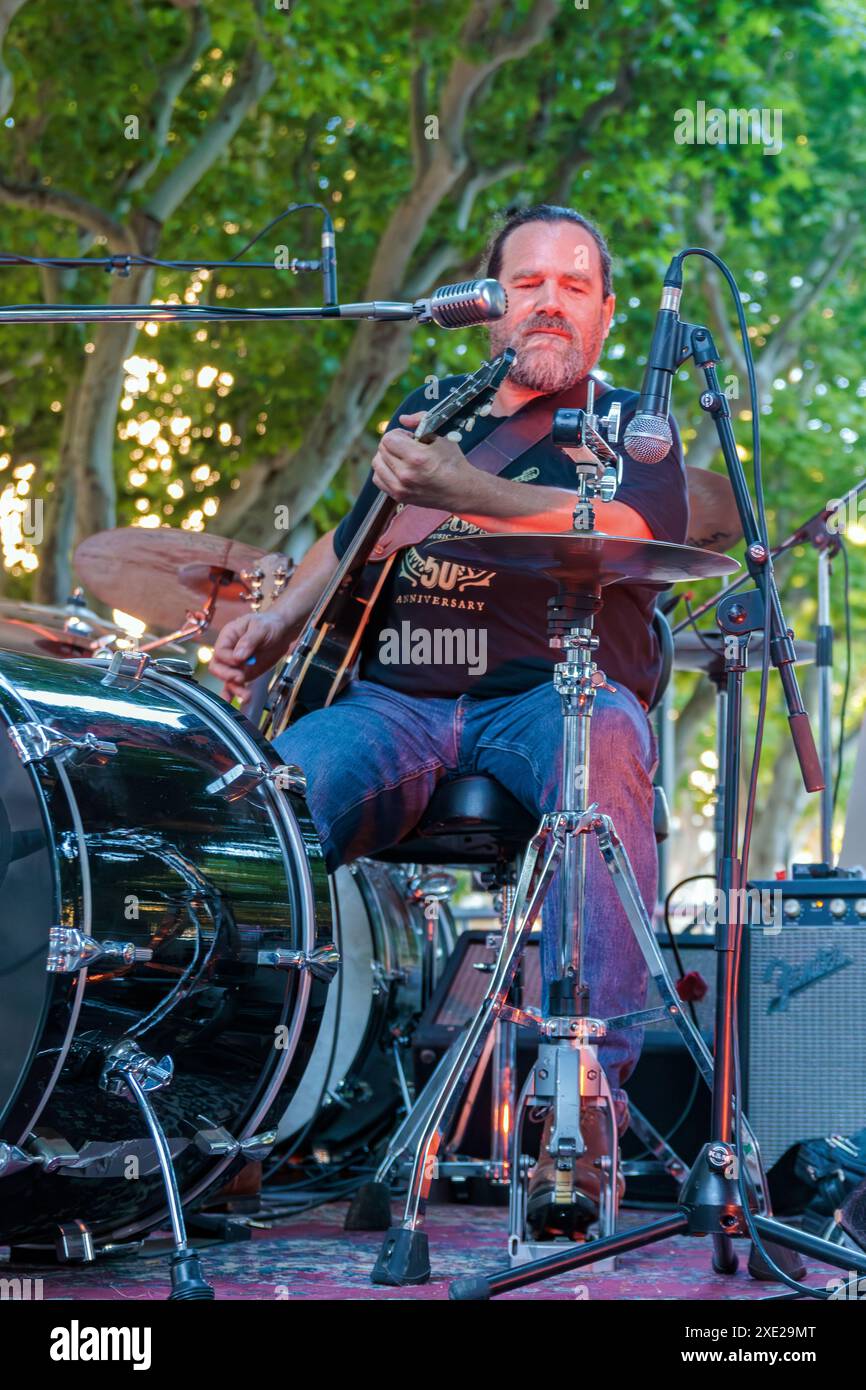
[{"left": 413, "top": 348, "right": 516, "bottom": 444}]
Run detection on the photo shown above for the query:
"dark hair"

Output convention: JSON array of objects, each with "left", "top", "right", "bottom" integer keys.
[{"left": 481, "top": 203, "right": 613, "bottom": 299}]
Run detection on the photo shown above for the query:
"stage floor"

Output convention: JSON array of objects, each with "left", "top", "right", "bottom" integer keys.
[{"left": 10, "top": 1201, "right": 844, "bottom": 1301}]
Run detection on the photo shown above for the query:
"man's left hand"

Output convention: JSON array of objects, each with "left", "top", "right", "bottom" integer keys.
[{"left": 372, "top": 411, "right": 473, "bottom": 509}]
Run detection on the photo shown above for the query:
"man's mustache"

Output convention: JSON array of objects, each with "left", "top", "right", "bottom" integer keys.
[{"left": 522, "top": 321, "right": 576, "bottom": 342}]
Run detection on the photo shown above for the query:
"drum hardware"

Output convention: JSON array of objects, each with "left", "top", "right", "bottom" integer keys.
[
  {"left": 189, "top": 1121, "right": 276, "bottom": 1162},
  {"left": 96, "top": 649, "right": 196, "bottom": 687},
  {"left": 407, "top": 870, "right": 458, "bottom": 1011},
  {"left": 7, "top": 720, "right": 117, "bottom": 768},
  {"left": 347, "top": 878, "right": 525, "bottom": 1233},
  {"left": 367, "top": 413, "right": 745, "bottom": 1283},
  {"left": 46, "top": 927, "right": 153, "bottom": 974},
  {"left": 206, "top": 760, "right": 307, "bottom": 801},
  {"left": 98, "top": 1040, "right": 214, "bottom": 1300},
  {"left": 0, "top": 650, "right": 332, "bottom": 1260},
  {"left": 276, "top": 861, "right": 455, "bottom": 1165},
  {"left": 56, "top": 1221, "right": 96, "bottom": 1264},
  {"left": 256, "top": 944, "right": 341, "bottom": 981}
]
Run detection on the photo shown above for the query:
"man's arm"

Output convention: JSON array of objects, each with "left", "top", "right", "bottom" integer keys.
[
  {"left": 453, "top": 468, "right": 655, "bottom": 540},
  {"left": 209, "top": 528, "right": 339, "bottom": 701},
  {"left": 372, "top": 410, "right": 660, "bottom": 539}
]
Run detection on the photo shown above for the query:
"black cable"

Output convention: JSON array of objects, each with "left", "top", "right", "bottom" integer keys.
[
  {"left": 0, "top": 202, "right": 330, "bottom": 276},
  {"left": 682, "top": 594, "right": 724, "bottom": 656}
]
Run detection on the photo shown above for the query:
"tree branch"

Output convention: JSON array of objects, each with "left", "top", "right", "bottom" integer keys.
[
  {"left": 0, "top": 0, "right": 28, "bottom": 119},
  {"left": 0, "top": 177, "right": 136, "bottom": 250},
  {"left": 141, "top": 40, "right": 275, "bottom": 232},
  {"left": 762, "top": 214, "right": 861, "bottom": 375},
  {"left": 117, "top": 3, "right": 212, "bottom": 200}
]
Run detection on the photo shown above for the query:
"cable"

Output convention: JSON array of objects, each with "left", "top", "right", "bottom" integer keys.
[
  {"left": 682, "top": 594, "right": 724, "bottom": 656},
  {"left": 0, "top": 202, "right": 330, "bottom": 276}
]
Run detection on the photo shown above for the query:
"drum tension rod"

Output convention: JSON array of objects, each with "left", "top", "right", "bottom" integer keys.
[
  {"left": 46, "top": 926, "right": 153, "bottom": 974},
  {"left": 188, "top": 1116, "right": 277, "bottom": 1162},
  {"left": 205, "top": 760, "right": 307, "bottom": 801},
  {"left": 256, "top": 942, "right": 340, "bottom": 982},
  {"left": 7, "top": 720, "right": 117, "bottom": 768}
]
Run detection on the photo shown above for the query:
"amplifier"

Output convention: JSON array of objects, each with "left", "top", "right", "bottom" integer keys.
[{"left": 742, "top": 875, "right": 866, "bottom": 1166}]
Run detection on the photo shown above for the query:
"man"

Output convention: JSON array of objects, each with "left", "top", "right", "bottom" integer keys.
[{"left": 211, "top": 203, "right": 689, "bottom": 1237}]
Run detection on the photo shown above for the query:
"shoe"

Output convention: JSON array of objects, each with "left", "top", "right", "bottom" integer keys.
[{"left": 526, "top": 1097, "right": 629, "bottom": 1241}]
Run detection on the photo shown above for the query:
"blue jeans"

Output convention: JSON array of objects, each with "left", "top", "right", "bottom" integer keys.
[{"left": 273, "top": 678, "right": 659, "bottom": 1109}]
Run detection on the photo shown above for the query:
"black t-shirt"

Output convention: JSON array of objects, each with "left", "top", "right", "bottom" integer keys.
[{"left": 332, "top": 375, "right": 689, "bottom": 707}]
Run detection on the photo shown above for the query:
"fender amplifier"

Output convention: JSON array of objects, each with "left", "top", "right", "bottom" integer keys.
[{"left": 742, "top": 875, "right": 866, "bottom": 1166}]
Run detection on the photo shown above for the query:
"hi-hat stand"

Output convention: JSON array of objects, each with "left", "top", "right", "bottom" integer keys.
[{"left": 365, "top": 386, "right": 779, "bottom": 1287}]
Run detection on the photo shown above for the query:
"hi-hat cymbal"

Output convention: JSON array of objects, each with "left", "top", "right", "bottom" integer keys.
[
  {"left": 685, "top": 466, "right": 742, "bottom": 552},
  {"left": 75, "top": 527, "right": 284, "bottom": 634},
  {"left": 427, "top": 531, "right": 739, "bottom": 586},
  {"left": 0, "top": 597, "right": 130, "bottom": 658},
  {"left": 674, "top": 629, "right": 817, "bottom": 678}
]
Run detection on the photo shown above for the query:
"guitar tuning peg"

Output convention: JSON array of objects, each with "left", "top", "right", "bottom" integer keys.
[
  {"left": 446, "top": 429, "right": 462, "bottom": 442},
  {"left": 477, "top": 402, "right": 493, "bottom": 416}
]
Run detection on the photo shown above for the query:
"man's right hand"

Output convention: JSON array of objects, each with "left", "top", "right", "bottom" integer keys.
[{"left": 210, "top": 611, "right": 295, "bottom": 706}]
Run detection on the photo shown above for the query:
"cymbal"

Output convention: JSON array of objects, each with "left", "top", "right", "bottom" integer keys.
[
  {"left": 685, "top": 466, "right": 742, "bottom": 552},
  {"left": 0, "top": 597, "right": 130, "bottom": 658},
  {"left": 75, "top": 527, "right": 281, "bottom": 635},
  {"left": 427, "top": 531, "right": 739, "bottom": 586},
  {"left": 674, "top": 629, "right": 817, "bottom": 678}
]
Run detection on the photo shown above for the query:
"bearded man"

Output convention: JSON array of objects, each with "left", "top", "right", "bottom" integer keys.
[{"left": 212, "top": 203, "right": 688, "bottom": 1237}]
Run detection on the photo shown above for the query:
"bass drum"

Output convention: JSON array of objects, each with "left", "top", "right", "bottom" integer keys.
[
  {"left": 0, "top": 650, "right": 332, "bottom": 1250},
  {"left": 277, "top": 859, "right": 456, "bottom": 1156}
]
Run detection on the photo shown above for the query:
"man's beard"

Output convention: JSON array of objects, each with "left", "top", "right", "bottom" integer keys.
[{"left": 488, "top": 315, "right": 604, "bottom": 393}]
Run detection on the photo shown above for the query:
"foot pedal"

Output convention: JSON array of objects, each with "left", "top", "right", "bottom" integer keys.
[
  {"left": 345, "top": 1181, "right": 392, "bottom": 1231},
  {"left": 526, "top": 1184, "right": 597, "bottom": 1241},
  {"left": 747, "top": 1237, "right": 807, "bottom": 1282},
  {"left": 371, "top": 1226, "right": 430, "bottom": 1286}
]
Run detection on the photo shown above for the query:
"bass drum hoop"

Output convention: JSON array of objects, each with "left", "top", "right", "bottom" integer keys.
[
  {"left": 0, "top": 670, "right": 91, "bottom": 1144},
  {"left": 109, "top": 664, "right": 326, "bottom": 1240}
]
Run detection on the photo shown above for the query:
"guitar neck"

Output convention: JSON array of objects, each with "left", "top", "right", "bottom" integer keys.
[{"left": 303, "top": 489, "right": 397, "bottom": 635}]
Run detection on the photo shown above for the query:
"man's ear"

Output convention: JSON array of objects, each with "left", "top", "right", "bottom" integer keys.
[{"left": 602, "top": 293, "right": 616, "bottom": 338}]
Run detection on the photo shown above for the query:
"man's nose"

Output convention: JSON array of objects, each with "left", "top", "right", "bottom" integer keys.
[{"left": 530, "top": 281, "right": 571, "bottom": 319}]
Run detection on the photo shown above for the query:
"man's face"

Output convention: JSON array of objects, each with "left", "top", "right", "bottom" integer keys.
[{"left": 487, "top": 220, "right": 615, "bottom": 392}]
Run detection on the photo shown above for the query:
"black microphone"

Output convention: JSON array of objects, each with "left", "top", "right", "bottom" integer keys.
[
  {"left": 417, "top": 278, "right": 507, "bottom": 329},
  {"left": 320, "top": 211, "right": 338, "bottom": 306},
  {"left": 623, "top": 257, "right": 685, "bottom": 464}
]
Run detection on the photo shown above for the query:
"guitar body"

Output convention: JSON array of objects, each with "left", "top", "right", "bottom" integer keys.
[
  {"left": 261, "top": 349, "right": 515, "bottom": 741},
  {"left": 267, "top": 554, "right": 397, "bottom": 732}
]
